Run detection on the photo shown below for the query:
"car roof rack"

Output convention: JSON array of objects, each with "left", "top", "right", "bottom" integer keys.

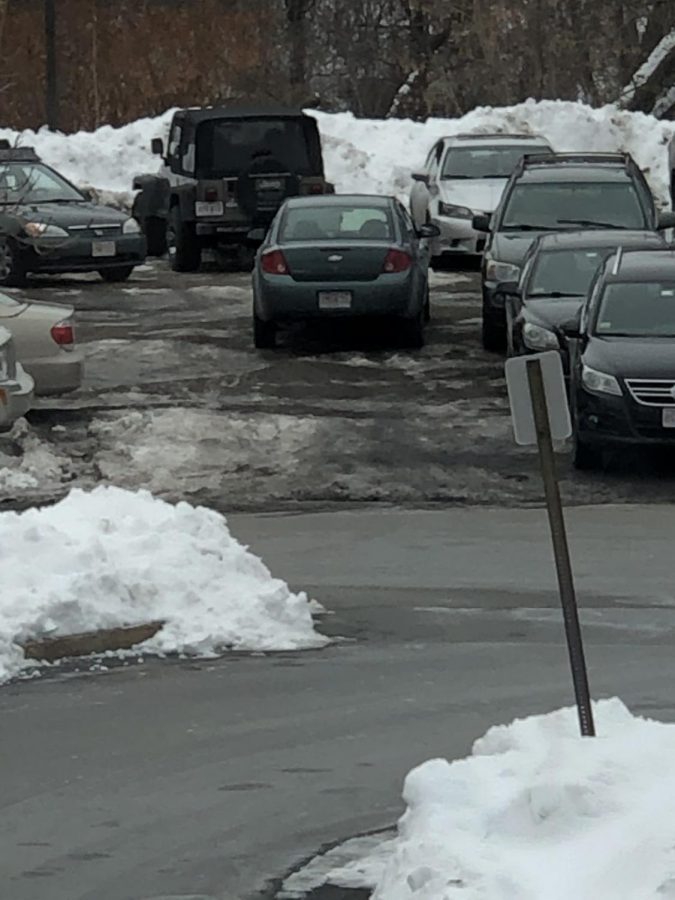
[
  {"left": 521, "top": 151, "right": 629, "bottom": 167},
  {"left": 445, "top": 132, "right": 547, "bottom": 142},
  {"left": 0, "top": 145, "right": 40, "bottom": 162},
  {"left": 611, "top": 245, "right": 624, "bottom": 275}
]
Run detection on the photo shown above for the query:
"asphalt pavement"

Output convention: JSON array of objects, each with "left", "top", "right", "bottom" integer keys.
[{"left": 3, "top": 504, "right": 675, "bottom": 900}]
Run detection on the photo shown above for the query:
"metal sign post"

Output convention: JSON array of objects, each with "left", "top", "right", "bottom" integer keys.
[{"left": 505, "top": 351, "right": 595, "bottom": 737}]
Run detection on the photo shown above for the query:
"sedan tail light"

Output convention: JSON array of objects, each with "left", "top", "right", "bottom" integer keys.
[
  {"left": 261, "top": 249, "right": 289, "bottom": 275},
  {"left": 383, "top": 249, "right": 412, "bottom": 273},
  {"left": 51, "top": 319, "right": 75, "bottom": 349}
]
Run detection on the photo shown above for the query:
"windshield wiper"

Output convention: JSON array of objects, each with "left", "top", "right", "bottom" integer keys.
[
  {"left": 528, "top": 291, "right": 585, "bottom": 298},
  {"left": 556, "top": 218, "right": 627, "bottom": 229},
  {"left": 502, "top": 223, "right": 550, "bottom": 231},
  {"left": 441, "top": 174, "right": 472, "bottom": 180}
]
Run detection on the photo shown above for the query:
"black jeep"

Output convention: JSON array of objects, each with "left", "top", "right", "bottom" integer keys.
[{"left": 132, "top": 106, "right": 333, "bottom": 270}]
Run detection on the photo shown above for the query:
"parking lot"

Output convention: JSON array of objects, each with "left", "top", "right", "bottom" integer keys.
[{"left": 1, "top": 259, "right": 674, "bottom": 515}]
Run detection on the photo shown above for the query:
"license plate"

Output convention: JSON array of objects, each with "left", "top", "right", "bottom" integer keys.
[
  {"left": 662, "top": 408, "right": 675, "bottom": 428},
  {"left": 91, "top": 240, "right": 116, "bottom": 257},
  {"left": 318, "top": 291, "right": 352, "bottom": 310},
  {"left": 195, "top": 201, "right": 224, "bottom": 217},
  {"left": 256, "top": 178, "right": 283, "bottom": 190}
]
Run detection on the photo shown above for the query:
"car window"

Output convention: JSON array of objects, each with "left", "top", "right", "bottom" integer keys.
[
  {"left": 529, "top": 248, "right": 609, "bottom": 296},
  {"left": 595, "top": 281, "right": 675, "bottom": 336},
  {"left": 427, "top": 144, "right": 442, "bottom": 180},
  {"left": 501, "top": 181, "right": 646, "bottom": 230},
  {"left": 168, "top": 122, "right": 182, "bottom": 160},
  {"left": 196, "top": 118, "right": 312, "bottom": 178},
  {"left": 280, "top": 205, "right": 394, "bottom": 242},
  {"left": 397, "top": 203, "right": 416, "bottom": 238},
  {"left": 441, "top": 145, "right": 550, "bottom": 179},
  {"left": 0, "top": 163, "right": 82, "bottom": 204}
]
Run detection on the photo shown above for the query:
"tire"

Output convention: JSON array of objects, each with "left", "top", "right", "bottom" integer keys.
[
  {"left": 404, "top": 310, "right": 425, "bottom": 349},
  {"left": 481, "top": 314, "right": 506, "bottom": 353},
  {"left": 99, "top": 265, "right": 134, "bottom": 283},
  {"left": 572, "top": 433, "right": 602, "bottom": 471},
  {"left": 0, "top": 238, "right": 26, "bottom": 287},
  {"left": 143, "top": 216, "right": 167, "bottom": 257},
  {"left": 423, "top": 284, "right": 431, "bottom": 323},
  {"left": 167, "top": 206, "right": 201, "bottom": 272},
  {"left": 253, "top": 314, "right": 277, "bottom": 349}
]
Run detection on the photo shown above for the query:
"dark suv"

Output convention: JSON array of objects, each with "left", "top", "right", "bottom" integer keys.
[
  {"left": 566, "top": 249, "right": 675, "bottom": 469},
  {"left": 132, "top": 106, "right": 333, "bottom": 271},
  {"left": 474, "top": 152, "right": 675, "bottom": 351}
]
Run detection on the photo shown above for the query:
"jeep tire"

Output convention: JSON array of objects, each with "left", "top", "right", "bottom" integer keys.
[{"left": 168, "top": 206, "right": 201, "bottom": 272}]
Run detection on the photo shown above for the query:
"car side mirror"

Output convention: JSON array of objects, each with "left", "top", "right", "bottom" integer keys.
[
  {"left": 417, "top": 223, "right": 441, "bottom": 239},
  {"left": 561, "top": 309, "right": 583, "bottom": 339},
  {"left": 151, "top": 138, "right": 164, "bottom": 156},
  {"left": 497, "top": 280, "right": 519, "bottom": 296},
  {"left": 472, "top": 213, "right": 491, "bottom": 233},
  {"left": 411, "top": 171, "right": 429, "bottom": 185},
  {"left": 657, "top": 210, "right": 675, "bottom": 230}
]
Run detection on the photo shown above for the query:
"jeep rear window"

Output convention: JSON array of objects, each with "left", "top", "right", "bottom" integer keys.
[
  {"left": 195, "top": 119, "right": 312, "bottom": 178},
  {"left": 501, "top": 182, "right": 646, "bottom": 230}
]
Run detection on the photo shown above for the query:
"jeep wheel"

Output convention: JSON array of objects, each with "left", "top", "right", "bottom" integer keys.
[
  {"left": 99, "top": 266, "right": 134, "bottom": 283},
  {"left": 253, "top": 314, "right": 277, "bottom": 349},
  {"left": 0, "top": 238, "right": 26, "bottom": 287},
  {"left": 144, "top": 216, "right": 167, "bottom": 257},
  {"left": 167, "top": 207, "right": 201, "bottom": 272}
]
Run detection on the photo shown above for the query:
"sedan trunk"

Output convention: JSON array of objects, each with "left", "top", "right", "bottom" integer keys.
[{"left": 282, "top": 242, "right": 390, "bottom": 283}]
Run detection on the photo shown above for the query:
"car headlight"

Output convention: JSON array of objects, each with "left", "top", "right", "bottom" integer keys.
[
  {"left": 23, "top": 222, "right": 69, "bottom": 239},
  {"left": 438, "top": 201, "right": 472, "bottom": 219},
  {"left": 522, "top": 322, "right": 559, "bottom": 351},
  {"left": 581, "top": 364, "right": 622, "bottom": 396},
  {"left": 123, "top": 218, "right": 142, "bottom": 235},
  {"left": 485, "top": 259, "right": 520, "bottom": 282}
]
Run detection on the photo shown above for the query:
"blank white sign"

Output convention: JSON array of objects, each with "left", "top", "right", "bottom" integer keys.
[{"left": 505, "top": 351, "right": 572, "bottom": 446}]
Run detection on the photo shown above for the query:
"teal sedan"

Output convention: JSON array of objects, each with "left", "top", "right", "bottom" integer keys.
[{"left": 252, "top": 194, "right": 439, "bottom": 349}]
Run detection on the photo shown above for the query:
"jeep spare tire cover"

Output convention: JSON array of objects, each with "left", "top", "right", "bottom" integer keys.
[{"left": 236, "top": 155, "right": 300, "bottom": 220}]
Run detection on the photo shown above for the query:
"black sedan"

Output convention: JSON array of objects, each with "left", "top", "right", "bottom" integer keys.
[
  {"left": 252, "top": 194, "right": 439, "bottom": 348},
  {"left": 502, "top": 229, "right": 666, "bottom": 368},
  {"left": 567, "top": 249, "right": 675, "bottom": 469},
  {"left": 0, "top": 144, "right": 146, "bottom": 286}
]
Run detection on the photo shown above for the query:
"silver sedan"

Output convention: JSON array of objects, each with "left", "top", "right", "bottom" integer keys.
[{"left": 0, "top": 325, "right": 34, "bottom": 431}]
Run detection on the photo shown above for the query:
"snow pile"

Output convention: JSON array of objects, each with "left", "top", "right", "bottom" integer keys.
[
  {"left": 0, "top": 418, "right": 72, "bottom": 494},
  {"left": 2, "top": 100, "right": 672, "bottom": 206},
  {"left": 370, "top": 699, "right": 675, "bottom": 899},
  {"left": 0, "top": 486, "right": 326, "bottom": 683}
]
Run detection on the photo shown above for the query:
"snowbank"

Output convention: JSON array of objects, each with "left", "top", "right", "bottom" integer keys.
[
  {"left": 0, "top": 486, "right": 326, "bottom": 683},
  {"left": 2, "top": 100, "right": 672, "bottom": 206},
  {"left": 371, "top": 699, "right": 675, "bottom": 900}
]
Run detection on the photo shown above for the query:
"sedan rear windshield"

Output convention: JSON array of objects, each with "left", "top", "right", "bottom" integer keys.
[
  {"left": 502, "top": 182, "right": 646, "bottom": 230},
  {"left": 280, "top": 205, "right": 394, "bottom": 242},
  {"left": 596, "top": 282, "right": 675, "bottom": 336},
  {"left": 196, "top": 119, "right": 312, "bottom": 178},
  {"left": 529, "top": 248, "right": 611, "bottom": 297},
  {"left": 0, "top": 163, "right": 83, "bottom": 204},
  {"left": 441, "top": 145, "right": 551, "bottom": 179}
]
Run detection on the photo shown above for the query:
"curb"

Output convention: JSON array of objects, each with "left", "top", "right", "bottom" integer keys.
[{"left": 21, "top": 621, "right": 165, "bottom": 662}]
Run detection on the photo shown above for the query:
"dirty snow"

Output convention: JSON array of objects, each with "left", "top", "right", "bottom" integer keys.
[
  {"left": 355, "top": 698, "right": 675, "bottom": 900},
  {"left": 2, "top": 100, "right": 673, "bottom": 207},
  {"left": 0, "top": 485, "right": 327, "bottom": 683},
  {"left": 0, "top": 419, "right": 72, "bottom": 494}
]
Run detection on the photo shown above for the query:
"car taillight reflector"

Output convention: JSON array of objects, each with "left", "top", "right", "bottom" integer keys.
[
  {"left": 261, "top": 249, "right": 289, "bottom": 275},
  {"left": 383, "top": 249, "right": 412, "bottom": 273},
  {"left": 51, "top": 320, "right": 74, "bottom": 348}
]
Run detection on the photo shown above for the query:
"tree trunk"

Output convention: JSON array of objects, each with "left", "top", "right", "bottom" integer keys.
[{"left": 284, "top": 0, "right": 316, "bottom": 103}]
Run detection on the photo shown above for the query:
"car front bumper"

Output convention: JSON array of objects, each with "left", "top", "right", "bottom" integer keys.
[
  {"left": 430, "top": 214, "right": 486, "bottom": 257},
  {"left": 576, "top": 388, "right": 675, "bottom": 447},
  {"left": 24, "top": 351, "right": 84, "bottom": 396},
  {"left": 21, "top": 234, "right": 146, "bottom": 274},
  {"left": 0, "top": 363, "right": 34, "bottom": 431},
  {"left": 255, "top": 273, "right": 423, "bottom": 322}
]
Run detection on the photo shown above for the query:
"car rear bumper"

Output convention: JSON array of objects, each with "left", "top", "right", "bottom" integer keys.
[
  {"left": 0, "top": 363, "right": 34, "bottom": 430},
  {"left": 24, "top": 352, "right": 84, "bottom": 396},
  {"left": 255, "top": 274, "right": 422, "bottom": 321},
  {"left": 576, "top": 388, "right": 675, "bottom": 447},
  {"left": 431, "top": 215, "right": 485, "bottom": 256},
  {"left": 21, "top": 235, "right": 146, "bottom": 274}
]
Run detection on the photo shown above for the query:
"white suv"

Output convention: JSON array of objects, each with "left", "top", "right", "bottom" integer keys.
[{"left": 409, "top": 133, "right": 553, "bottom": 263}]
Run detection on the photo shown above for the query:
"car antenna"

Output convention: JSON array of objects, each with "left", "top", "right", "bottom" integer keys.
[{"left": 612, "top": 245, "right": 623, "bottom": 275}]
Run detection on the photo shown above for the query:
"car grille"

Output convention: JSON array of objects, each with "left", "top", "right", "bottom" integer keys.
[
  {"left": 625, "top": 378, "right": 675, "bottom": 407},
  {"left": 67, "top": 223, "right": 121, "bottom": 236}
]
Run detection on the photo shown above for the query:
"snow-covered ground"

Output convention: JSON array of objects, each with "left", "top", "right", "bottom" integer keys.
[
  {"left": 0, "top": 486, "right": 327, "bottom": 683},
  {"left": 338, "top": 699, "right": 675, "bottom": 899},
  {"left": 1, "top": 100, "right": 673, "bottom": 206}
]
